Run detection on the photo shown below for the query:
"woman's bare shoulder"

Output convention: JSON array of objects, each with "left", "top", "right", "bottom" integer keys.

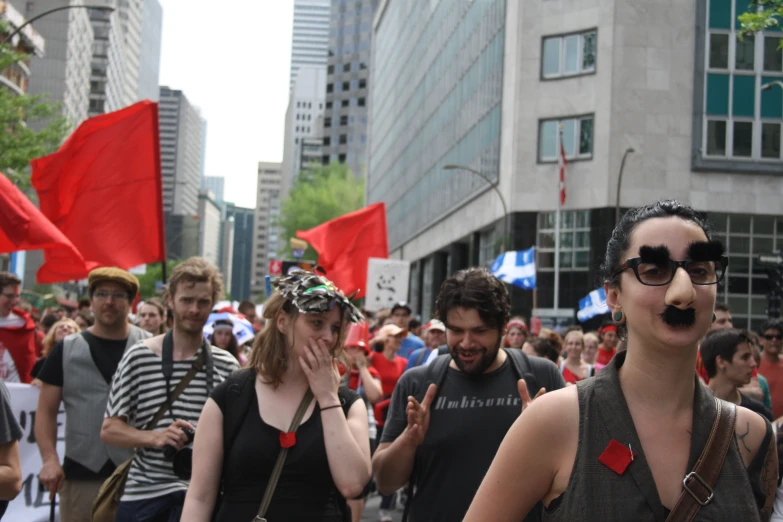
[
  {"left": 521, "top": 385, "right": 580, "bottom": 435},
  {"left": 734, "top": 404, "right": 771, "bottom": 467}
]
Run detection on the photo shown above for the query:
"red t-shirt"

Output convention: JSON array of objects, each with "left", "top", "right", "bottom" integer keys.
[
  {"left": 759, "top": 357, "right": 783, "bottom": 419},
  {"left": 369, "top": 352, "right": 407, "bottom": 396},
  {"left": 562, "top": 366, "right": 588, "bottom": 384},
  {"left": 596, "top": 346, "right": 616, "bottom": 367},
  {"left": 347, "top": 365, "right": 380, "bottom": 391}
]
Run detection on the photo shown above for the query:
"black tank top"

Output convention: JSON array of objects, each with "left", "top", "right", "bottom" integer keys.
[
  {"left": 542, "top": 351, "right": 771, "bottom": 522},
  {"left": 211, "top": 381, "right": 360, "bottom": 521}
]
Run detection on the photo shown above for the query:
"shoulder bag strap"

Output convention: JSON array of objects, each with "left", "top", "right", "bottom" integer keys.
[
  {"left": 254, "top": 388, "right": 314, "bottom": 521},
  {"left": 144, "top": 351, "right": 205, "bottom": 431},
  {"left": 664, "top": 398, "right": 737, "bottom": 522}
]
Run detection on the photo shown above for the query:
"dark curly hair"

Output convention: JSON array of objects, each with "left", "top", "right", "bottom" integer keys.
[
  {"left": 435, "top": 267, "right": 509, "bottom": 333},
  {"left": 599, "top": 200, "right": 713, "bottom": 287}
]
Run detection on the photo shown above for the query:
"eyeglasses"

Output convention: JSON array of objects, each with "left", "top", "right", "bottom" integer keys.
[
  {"left": 612, "top": 256, "right": 728, "bottom": 286},
  {"left": 764, "top": 334, "right": 783, "bottom": 341},
  {"left": 93, "top": 291, "right": 130, "bottom": 301}
]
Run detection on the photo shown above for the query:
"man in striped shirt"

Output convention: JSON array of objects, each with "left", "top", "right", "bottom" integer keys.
[{"left": 101, "top": 258, "right": 239, "bottom": 521}]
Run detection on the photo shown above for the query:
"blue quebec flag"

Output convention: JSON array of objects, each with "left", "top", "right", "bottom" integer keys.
[
  {"left": 577, "top": 287, "right": 610, "bottom": 322},
  {"left": 490, "top": 247, "right": 536, "bottom": 290}
]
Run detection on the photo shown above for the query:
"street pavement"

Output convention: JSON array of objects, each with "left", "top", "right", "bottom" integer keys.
[{"left": 360, "top": 493, "right": 404, "bottom": 522}]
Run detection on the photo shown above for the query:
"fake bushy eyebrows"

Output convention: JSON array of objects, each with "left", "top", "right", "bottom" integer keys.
[{"left": 637, "top": 241, "right": 725, "bottom": 264}]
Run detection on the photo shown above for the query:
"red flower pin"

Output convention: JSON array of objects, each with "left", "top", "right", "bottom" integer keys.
[
  {"left": 599, "top": 439, "right": 636, "bottom": 475},
  {"left": 280, "top": 431, "right": 297, "bottom": 449}
]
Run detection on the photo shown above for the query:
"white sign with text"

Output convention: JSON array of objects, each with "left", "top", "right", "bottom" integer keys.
[{"left": 365, "top": 258, "right": 411, "bottom": 312}]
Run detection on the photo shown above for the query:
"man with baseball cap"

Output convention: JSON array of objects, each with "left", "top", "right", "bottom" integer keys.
[
  {"left": 406, "top": 319, "right": 447, "bottom": 370},
  {"left": 390, "top": 301, "right": 425, "bottom": 359},
  {"left": 35, "top": 267, "right": 151, "bottom": 522}
]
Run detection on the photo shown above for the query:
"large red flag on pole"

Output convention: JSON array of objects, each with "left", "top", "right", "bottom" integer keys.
[
  {"left": 297, "top": 203, "right": 388, "bottom": 298},
  {"left": 0, "top": 172, "right": 92, "bottom": 282},
  {"left": 31, "top": 101, "right": 166, "bottom": 283}
]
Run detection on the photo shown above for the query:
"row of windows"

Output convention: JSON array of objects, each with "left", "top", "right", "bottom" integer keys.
[
  {"left": 322, "top": 133, "right": 366, "bottom": 146},
  {"left": 326, "top": 78, "right": 367, "bottom": 93},
  {"left": 324, "top": 113, "right": 367, "bottom": 127},
  {"left": 294, "top": 126, "right": 312, "bottom": 133},
  {"left": 705, "top": 119, "right": 783, "bottom": 159},
  {"left": 296, "top": 101, "right": 323, "bottom": 109},
  {"left": 325, "top": 97, "right": 366, "bottom": 109},
  {"left": 327, "top": 61, "right": 369, "bottom": 74},
  {"left": 296, "top": 113, "right": 313, "bottom": 121},
  {"left": 708, "top": 32, "right": 783, "bottom": 73},
  {"left": 542, "top": 30, "right": 597, "bottom": 79}
]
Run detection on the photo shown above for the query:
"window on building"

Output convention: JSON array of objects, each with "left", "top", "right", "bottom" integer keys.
[
  {"left": 326, "top": 101, "right": 333, "bottom": 109},
  {"left": 296, "top": 114, "right": 300, "bottom": 120},
  {"left": 342, "top": 99, "right": 349, "bottom": 107},
  {"left": 322, "top": 155, "right": 330, "bottom": 165},
  {"left": 328, "top": 64, "right": 334, "bottom": 74},
  {"left": 339, "top": 153, "right": 346, "bottom": 162},
  {"left": 538, "top": 115, "right": 594, "bottom": 162},
  {"left": 359, "top": 78, "right": 367, "bottom": 89},
  {"left": 327, "top": 83, "right": 333, "bottom": 93},
  {"left": 340, "top": 115, "right": 348, "bottom": 125},
  {"left": 343, "top": 63, "right": 351, "bottom": 72},
  {"left": 358, "top": 97, "right": 366, "bottom": 106},
  {"left": 542, "top": 30, "right": 597, "bottom": 78},
  {"left": 342, "top": 81, "right": 350, "bottom": 91},
  {"left": 323, "top": 136, "right": 331, "bottom": 146},
  {"left": 339, "top": 134, "right": 347, "bottom": 144},
  {"left": 325, "top": 117, "right": 331, "bottom": 128},
  {"left": 537, "top": 210, "right": 591, "bottom": 271}
]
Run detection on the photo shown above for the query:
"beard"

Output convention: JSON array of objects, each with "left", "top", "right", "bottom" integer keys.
[{"left": 449, "top": 336, "right": 501, "bottom": 375}]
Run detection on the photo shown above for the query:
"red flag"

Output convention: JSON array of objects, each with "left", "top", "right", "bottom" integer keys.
[
  {"left": 296, "top": 203, "right": 388, "bottom": 299},
  {"left": 0, "top": 171, "right": 92, "bottom": 282},
  {"left": 31, "top": 101, "right": 165, "bottom": 283},
  {"left": 559, "top": 131, "right": 567, "bottom": 206}
]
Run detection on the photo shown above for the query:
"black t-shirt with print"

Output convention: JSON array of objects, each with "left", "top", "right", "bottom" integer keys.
[{"left": 382, "top": 359, "right": 535, "bottom": 522}]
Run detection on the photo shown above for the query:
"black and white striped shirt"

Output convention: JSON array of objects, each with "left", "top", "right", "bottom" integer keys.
[{"left": 105, "top": 341, "right": 239, "bottom": 502}]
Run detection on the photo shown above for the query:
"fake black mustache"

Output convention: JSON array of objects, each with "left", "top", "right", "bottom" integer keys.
[{"left": 662, "top": 306, "right": 696, "bottom": 327}]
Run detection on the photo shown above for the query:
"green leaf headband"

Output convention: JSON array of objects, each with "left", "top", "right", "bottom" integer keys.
[{"left": 273, "top": 272, "right": 363, "bottom": 324}]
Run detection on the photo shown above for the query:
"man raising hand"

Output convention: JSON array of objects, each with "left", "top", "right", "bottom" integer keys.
[{"left": 372, "top": 268, "right": 564, "bottom": 522}]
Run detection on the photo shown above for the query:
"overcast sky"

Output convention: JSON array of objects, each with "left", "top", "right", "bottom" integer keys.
[{"left": 158, "top": 1, "right": 294, "bottom": 209}]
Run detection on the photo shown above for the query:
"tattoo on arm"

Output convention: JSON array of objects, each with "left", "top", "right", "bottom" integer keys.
[
  {"left": 758, "top": 431, "right": 778, "bottom": 522},
  {"left": 737, "top": 422, "right": 751, "bottom": 453}
]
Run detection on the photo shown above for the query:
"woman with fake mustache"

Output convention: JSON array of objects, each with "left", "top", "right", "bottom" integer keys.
[{"left": 464, "top": 200, "right": 778, "bottom": 522}]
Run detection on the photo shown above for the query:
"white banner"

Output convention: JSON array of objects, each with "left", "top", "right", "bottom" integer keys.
[
  {"left": 5, "top": 383, "right": 65, "bottom": 522},
  {"left": 365, "top": 258, "right": 411, "bottom": 312}
]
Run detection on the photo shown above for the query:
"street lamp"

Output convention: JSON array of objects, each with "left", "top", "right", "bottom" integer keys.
[
  {"left": 615, "top": 148, "right": 635, "bottom": 224},
  {"left": 761, "top": 81, "right": 783, "bottom": 92},
  {"left": 2, "top": 5, "right": 115, "bottom": 45},
  {"left": 443, "top": 164, "right": 509, "bottom": 252}
]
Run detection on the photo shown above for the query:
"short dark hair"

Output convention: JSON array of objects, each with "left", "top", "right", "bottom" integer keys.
[
  {"left": 238, "top": 300, "right": 255, "bottom": 313},
  {"left": 714, "top": 303, "right": 730, "bottom": 314},
  {"left": 600, "top": 200, "right": 713, "bottom": 286},
  {"left": 408, "top": 318, "right": 421, "bottom": 330},
  {"left": 760, "top": 319, "right": 783, "bottom": 337},
  {"left": 532, "top": 338, "right": 559, "bottom": 363},
  {"left": 435, "top": 268, "right": 509, "bottom": 332},
  {"left": 42, "top": 313, "right": 59, "bottom": 329},
  {"left": 0, "top": 271, "right": 21, "bottom": 290},
  {"left": 76, "top": 311, "right": 94, "bottom": 327},
  {"left": 700, "top": 328, "right": 752, "bottom": 378},
  {"left": 78, "top": 299, "right": 91, "bottom": 310}
]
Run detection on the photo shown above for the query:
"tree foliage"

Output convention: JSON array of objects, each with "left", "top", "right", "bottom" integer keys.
[
  {"left": 738, "top": 1, "right": 783, "bottom": 38},
  {"left": 278, "top": 161, "right": 365, "bottom": 261},
  {"left": 0, "top": 32, "right": 70, "bottom": 191},
  {"left": 136, "top": 261, "right": 182, "bottom": 300}
]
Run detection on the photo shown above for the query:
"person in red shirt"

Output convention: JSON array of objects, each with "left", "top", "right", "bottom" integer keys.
[
  {"left": 0, "top": 272, "right": 36, "bottom": 383},
  {"left": 758, "top": 319, "right": 783, "bottom": 419},
  {"left": 560, "top": 330, "right": 593, "bottom": 384},
  {"left": 342, "top": 323, "right": 383, "bottom": 404},
  {"left": 595, "top": 322, "right": 619, "bottom": 366}
]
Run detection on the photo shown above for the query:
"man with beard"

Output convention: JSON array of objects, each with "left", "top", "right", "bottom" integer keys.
[
  {"left": 101, "top": 258, "right": 239, "bottom": 520},
  {"left": 35, "top": 268, "right": 151, "bottom": 522},
  {"left": 372, "top": 268, "right": 565, "bottom": 522}
]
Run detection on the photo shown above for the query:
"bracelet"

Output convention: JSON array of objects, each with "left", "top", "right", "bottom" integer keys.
[{"left": 320, "top": 404, "right": 342, "bottom": 412}]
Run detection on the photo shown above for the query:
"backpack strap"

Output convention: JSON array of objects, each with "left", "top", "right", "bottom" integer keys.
[
  {"left": 504, "top": 348, "right": 542, "bottom": 396},
  {"left": 222, "top": 368, "right": 256, "bottom": 458}
]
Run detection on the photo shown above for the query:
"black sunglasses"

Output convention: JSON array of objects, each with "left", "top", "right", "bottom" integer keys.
[
  {"left": 764, "top": 334, "right": 783, "bottom": 341},
  {"left": 612, "top": 256, "right": 728, "bottom": 287}
]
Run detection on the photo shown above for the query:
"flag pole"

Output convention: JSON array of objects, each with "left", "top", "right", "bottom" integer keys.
[{"left": 554, "top": 124, "right": 563, "bottom": 312}]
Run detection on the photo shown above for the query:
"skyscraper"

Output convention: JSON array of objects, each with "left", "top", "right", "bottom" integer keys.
[
  {"left": 225, "top": 203, "right": 255, "bottom": 301},
  {"left": 252, "top": 162, "right": 282, "bottom": 299},
  {"left": 22, "top": 0, "right": 93, "bottom": 130},
  {"left": 322, "top": 0, "right": 377, "bottom": 177},
  {"left": 159, "top": 86, "right": 206, "bottom": 261},
  {"left": 289, "top": 0, "right": 329, "bottom": 90},
  {"left": 137, "top": 0, "right": 162, "bottom": 101},
  {"left": 204, "top": 176, "right": 225, "bottom": 203}
]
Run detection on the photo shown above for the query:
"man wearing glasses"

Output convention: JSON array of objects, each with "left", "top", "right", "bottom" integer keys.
[
  {"left": 757, "top": 318, "right": 783, "bottom": 419},
  {"left": 0, "top": 271, "right": 37, "bottom": 383},
  {"left": 35, "top": 267, "right": 151, "bottom": 522}
]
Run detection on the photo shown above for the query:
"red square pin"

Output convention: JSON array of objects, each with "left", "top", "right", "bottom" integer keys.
[
  {"left": 598, "top": 439, "right": 636, "bottom": 475},
  {"left": 280, "top": 431, "right": 296, "bottom": 449}
]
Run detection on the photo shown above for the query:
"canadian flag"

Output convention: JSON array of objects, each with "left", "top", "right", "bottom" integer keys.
[{"left": 558, "top": 134, "right": 567, "bottom": 206}]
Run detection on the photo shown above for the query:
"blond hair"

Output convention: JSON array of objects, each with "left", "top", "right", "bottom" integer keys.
[
  {"left": 42, "top": 319, "right": 81, "bottom": 357},
  {"left": 247, "top": 292, "right": 349, "bottom": 389},
  {"left": 166, "top": 257, "right": 224, "bottom": 305},
  {"left": 583, "top": 332, "right": 600, "bottom": 347}
]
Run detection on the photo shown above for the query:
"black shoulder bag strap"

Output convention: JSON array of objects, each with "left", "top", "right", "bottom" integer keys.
[
  {"left": 504, "top": 348, "right": 541, "bottom": 396},
  {"left": 161, "top": 330, "right": 214, "bottom": 420}
]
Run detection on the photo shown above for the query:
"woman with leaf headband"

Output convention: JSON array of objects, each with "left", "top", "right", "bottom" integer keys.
[
  {"left": 464, "top": 200, "right": 778, "bottom": 522},
  {"left": 181, "top": 272, "right": 371, "bottom": 522}
]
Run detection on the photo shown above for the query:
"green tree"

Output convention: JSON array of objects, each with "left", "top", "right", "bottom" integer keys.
[
  {"left": 0, "top": 29, "right": 70, "bottom": 191},
  {"left": 136, "top": 261, "right": 182, "bottom": 300},
  {"left": 738, "top": 1, "right": 783, "bottom": 37},
  {"left": 278, "top": 161, "right": 365, "bottom": 261}
]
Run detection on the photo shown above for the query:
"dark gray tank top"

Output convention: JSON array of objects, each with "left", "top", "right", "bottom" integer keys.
[{"left": 542, "top": 351, "right": 768, "bottom": 522}]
